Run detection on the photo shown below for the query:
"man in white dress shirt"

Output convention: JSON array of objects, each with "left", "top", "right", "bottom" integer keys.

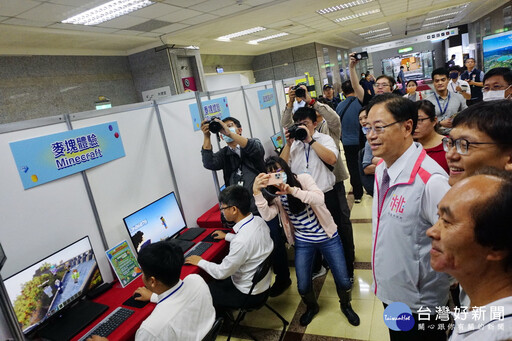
[
  {"left": 186, "top": 185, "right": 273, "bottom": 312},
  {"left": 88, "top": 241, "right": 215, "bottom": 341}
]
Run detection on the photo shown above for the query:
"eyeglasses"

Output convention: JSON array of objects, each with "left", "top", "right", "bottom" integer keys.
[
  {"left": 417, "top": 117, "right": 432, "bottom": 123},
  {"left": 482, "top": 85, "right": 511, "bottom": 92},
  {"left": 373, "top": 83, "right": 391, "bottom": 88},
  {"left": 442, "top": 137, "right": 498, "bottom": 155},
  {"left": 219, "top": 205, "right": 234, "bottom": 211},
  {"left": 362, "top": 120, "right": 402, "bottom": 135}
]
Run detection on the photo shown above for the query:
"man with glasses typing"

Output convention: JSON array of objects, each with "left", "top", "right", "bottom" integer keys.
[{"left": 365, "top": 93, "right": 451, "bottom": 340}]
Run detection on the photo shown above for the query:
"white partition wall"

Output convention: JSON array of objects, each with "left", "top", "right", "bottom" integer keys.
[
  {"left": 0, "top": 118, "right": 114, "bottom": 282},
  {"left": 70, "top": 102, "right": 176, "bottom": 249},
  {"left": 0, "top": 79, "right": 290, "bottom": 286},
  {"left": 158, "top": 93, "right": 221, "bottom": 228}
]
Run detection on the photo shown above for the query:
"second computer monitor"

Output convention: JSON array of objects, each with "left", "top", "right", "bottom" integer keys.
[{"left": 123, "top": 192, "right": 187, "bottom": 253}]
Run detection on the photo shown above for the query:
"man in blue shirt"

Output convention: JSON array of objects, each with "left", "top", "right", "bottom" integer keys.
[{"left": 336, "top": 80, "right": 364, "bottom": 202}]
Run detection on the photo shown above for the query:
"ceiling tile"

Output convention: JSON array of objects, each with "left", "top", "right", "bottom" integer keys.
[
  {"left": 210, "top": 4, "right": 251, "bottom": 16},
  {"left": 244, "top": 0, "right": 276, "bottom": 5},
  {"left": 0, "top": 0, "right": 40, "bottom": 17},
  {"left": 179, "top": 13, "right": 217, "bottom": 25},
  {"left": 157, "top": 8, "right": 203, "bottom": 22},
  {"left": 131, "top": 3, "right": 182, "bottom": 19},
  {"left": 97, "top": 15, "right": 149, "bottom": 29},
  {"left": 16, "top": 2, "right": 76, "bottom": 21},
  {"left": 152, "top": 22, "right": 189, "bottom": 33},
  {"left": 2, "top": 17, "right": 53, "bottom": 27},
  {"left": 48, "top": 23, "right": 118, "bottom": 33},
  {"left": 160, "top": 0, "right": 207, "bottom": 7},
  {"left": 190, "top": 0, "right": 235, "bottom": 13}
]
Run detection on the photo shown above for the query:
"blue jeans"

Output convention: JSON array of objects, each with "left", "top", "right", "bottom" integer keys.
[{"left": 295, "top": 236, "right": 351, "bottom": 295}]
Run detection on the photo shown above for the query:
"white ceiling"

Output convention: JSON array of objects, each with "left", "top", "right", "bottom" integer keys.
[{"left": 0, "top": 0, "right": 507, "bottom": 56}]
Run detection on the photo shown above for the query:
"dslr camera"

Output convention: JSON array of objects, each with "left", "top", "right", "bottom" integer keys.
[
  {"left": 207, "top": 117, "right": 222, "bottom": 134},
  {"left": 292, "top": 83, "right": 315, "bottom": 98},
  {"left": 287, "top": 124, "right": 308, "bottom": 141}
]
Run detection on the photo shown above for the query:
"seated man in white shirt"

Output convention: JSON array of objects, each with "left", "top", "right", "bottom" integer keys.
[
  {"left": 186, "top": 185, "right": 274, "bottom": 313},
  {"left": 88, "top": 241, "right": 215, "bottom": 341},
  {"left": 427, "top": 169, "right": 512, "bottom": 340}
]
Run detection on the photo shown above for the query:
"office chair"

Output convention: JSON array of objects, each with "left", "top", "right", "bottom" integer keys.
[
  {"left": 226, "top": 255, "right": 289, "bottom": 341},
  {"left": 201, "top": 316, "right": 224, "bottom": 341}
]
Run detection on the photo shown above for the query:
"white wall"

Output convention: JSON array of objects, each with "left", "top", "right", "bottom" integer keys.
[{"left": 205, "top": 72, "right": 253, "bottom": 91}]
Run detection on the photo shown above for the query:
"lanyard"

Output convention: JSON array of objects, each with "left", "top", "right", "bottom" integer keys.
[
  {"left": 236, "top": 216, "right": 254, "bottom": 233},
  {"left": 303, "top": 143, "right": 311, "bottom": 169},
  {"left": 450, "top": 82, "right": 457, "bottom": 92},
  {"left": 158, "top": 281, "right": 184, "bottom": 304},
  {"left": 435, "top": 92, "right": 451, "bottom": 116}
]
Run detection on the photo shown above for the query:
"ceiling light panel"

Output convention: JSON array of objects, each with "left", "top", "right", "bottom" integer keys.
[
  {"left": 248, "top": 33, "right": 289, "bottom": 44},
  {"left": 216, "top": 26, "right": 266, "bottom": 41},
  {"left": 359, "top": 27, "right": 389, "bottom": 36},
  {"left": 425, "top": 11, "right": 460, "bottom": 21},
  {"left": 316, "top": 0, "right": 373, "bottom": 15},
  {"left": 335, "top": 9, "right": 380, "bottom": 22},
  {"left": 62, "top": 0, "right": 155, "bottom": 26},
  {"left": 422, "top": 19, "right": 451, "bottom": 27}
]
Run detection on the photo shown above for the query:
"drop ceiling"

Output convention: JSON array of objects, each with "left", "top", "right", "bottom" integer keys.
[{"left": 0, "top": 0, "right": 507, "bottom": 56}]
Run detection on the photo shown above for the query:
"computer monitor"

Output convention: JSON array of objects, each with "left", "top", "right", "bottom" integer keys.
[
  {"left": 123, "top": 192, "right": 187, "bottom": 253},
  {"left": 270, "top": 131, "right": 285, "bottom": 150},
  {"left": 4, "top": 236, "right": 104, "bottom": 336}
]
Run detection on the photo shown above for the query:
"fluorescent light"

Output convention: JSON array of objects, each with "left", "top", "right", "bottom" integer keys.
[
  {"left": 62, "top": 0, "right": 154, "bottom": 26},
  {"left": 184, "top": 45, "right": 199, "bottom": 49},
  {"left": 216, "top": 27, "right": 266, "bottom": 42},
  {"left": 425, "top": 12, "right": 460, "bottom": 21},
  {"left": 359, "top": 27, "right": 389, "bottom": 36},
  {"left": 423, "top": 19, "right": 451, "bottom": 27},
  {"left": 248, "top": 33, "right": 289, "bottom": 45},
  {"left": 316, "top": 0, "right": 373, "bottom": 15},
  {"left": 335, "top": 9, "right": 380, "bottom": 22}
]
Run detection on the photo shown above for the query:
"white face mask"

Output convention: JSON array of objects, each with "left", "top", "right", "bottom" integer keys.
[
  {"left": 483, "top": 86, "right": 511, "bottom": 101},
  {"left": 221, "top": 127, "right": 237, "bottom": 143}
]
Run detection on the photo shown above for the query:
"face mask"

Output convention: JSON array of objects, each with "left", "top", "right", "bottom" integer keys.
[
  {"left": 449, "top": 73, "right": 459, "bottom": 79},
  {"left": 483, "top": 89, "right": 508, "bottom": 101},
  {"left": 280, "top": 172, "right": 288, "bottom": 184},
  {"left": 221, "top": 127, "right": 237, "bottom": 143}
]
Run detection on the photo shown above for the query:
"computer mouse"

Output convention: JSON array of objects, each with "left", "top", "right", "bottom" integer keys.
[{"left": 133, "top": 293, "right": 142, "bottom": 299}]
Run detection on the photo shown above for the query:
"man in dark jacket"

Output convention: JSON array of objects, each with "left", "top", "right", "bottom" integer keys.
[{"left": 201, "top": 117, "right": 292, "bottom": 297}]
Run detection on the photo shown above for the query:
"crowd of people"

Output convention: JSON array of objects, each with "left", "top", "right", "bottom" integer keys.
[{"left": 88, "top": 57, "right": 512, "bottom": 340}]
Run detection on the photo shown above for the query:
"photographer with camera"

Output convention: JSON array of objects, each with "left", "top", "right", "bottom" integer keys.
[
  {"left": 281, "top": 91, "right": 356, "bottom": 281},
  {"left": 201, "top": 117, "right": 292, "bottom": 297}
]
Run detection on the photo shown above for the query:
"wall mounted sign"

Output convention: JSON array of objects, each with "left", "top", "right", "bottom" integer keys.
[
  {"left": 10, "top": 122, "right": 125, "bottom": 189},
  {"left": 189, "top": 97, "right": 230, "bottom": 131},
  {"left": 257, "top": 88, "right": 276, "bottom": 109}
]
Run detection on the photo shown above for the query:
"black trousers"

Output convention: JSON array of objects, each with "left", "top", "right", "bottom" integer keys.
[
  {"left": 208, "top": 278, "right": 266, "bottom": 311},
  {"left": 383, "top": 303, "right": 449, "bottom": 341},
  {"left": 343, "top": 144, "right": 364, "bottom": 200}
]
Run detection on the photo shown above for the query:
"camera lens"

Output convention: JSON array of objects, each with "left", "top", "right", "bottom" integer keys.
[
  {"left": 209, "top": 120, "right": 222, "bottom": 134},
  {"left": 295, "top": 127, "right": 308, "bottom": 141}
]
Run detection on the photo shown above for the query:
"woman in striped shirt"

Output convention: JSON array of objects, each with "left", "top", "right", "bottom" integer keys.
[{"left": 253, "top": 156, "right": 360, "bottom": 327}]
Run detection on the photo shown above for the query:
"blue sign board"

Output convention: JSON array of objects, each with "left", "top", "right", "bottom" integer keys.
[
  {"left": 10, "top": 122, "right": 126, "bottom": 189},
  {"left": 190, "top": 97, "right": 230, "bottom": 131},
  {"left": 257, "top": 88, "right": 276, "bottom": 109}
]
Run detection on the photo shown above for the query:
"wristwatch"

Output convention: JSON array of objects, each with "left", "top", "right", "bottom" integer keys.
[{"left": 308, "top": 139, "right": 316, "bottom": 146}]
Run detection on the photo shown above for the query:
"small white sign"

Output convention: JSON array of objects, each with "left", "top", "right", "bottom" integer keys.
[{"left": 142, "top": 86, "right": 172, "bottom": 101}]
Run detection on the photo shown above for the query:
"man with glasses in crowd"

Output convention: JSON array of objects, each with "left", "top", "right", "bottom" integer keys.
[
  {"left": 426, "top": 68, "right": 467, "bottom": 135},
  {"left": 365, "top": 93, "right": 451, "bottom": 340},
  {"left": 482, "top": 67, "right": 512, "bottom": 101},
  {"left": 349, "top": 53, "right": 396, "bottom": 106}
]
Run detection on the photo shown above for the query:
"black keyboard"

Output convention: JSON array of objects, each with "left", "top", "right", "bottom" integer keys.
[
  {"left": 178, "top": 228, "right": 206, "bottom": 241},
  {"left": 78, "top": 307, "right": 134, "bottom": 341},
  {"left": 184, "top": 241, "right": 213, "bottom": 257}
]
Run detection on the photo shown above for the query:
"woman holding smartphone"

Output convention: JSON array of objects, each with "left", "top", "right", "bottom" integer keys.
[{"left": 252, "top": 156, "right": 360, "bottom": 327}]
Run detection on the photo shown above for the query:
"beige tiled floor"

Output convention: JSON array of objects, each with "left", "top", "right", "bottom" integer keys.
[{"left": 217, "top": 192, "right": 391, "bottom": 340}]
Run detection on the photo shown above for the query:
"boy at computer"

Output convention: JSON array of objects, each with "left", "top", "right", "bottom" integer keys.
[
  {"left": 185, "top": 185, "right": 274, "bottom": 313},
  {"left": 88, "top": 241, "right": 215, "bottom": 341}
]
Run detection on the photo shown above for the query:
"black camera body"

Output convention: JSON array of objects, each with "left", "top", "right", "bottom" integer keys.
[
  {"left": 292, "top": 83, "right": 315, "bottom": 98},
  {"left": 287, "top": 124, "right": 308, "bottom": 141},
  {"left": 354, "top": 51, "right": 368, "bottom": 60},
  {"left": 208, "top": 119, "right": 222, "bottom": 134}
]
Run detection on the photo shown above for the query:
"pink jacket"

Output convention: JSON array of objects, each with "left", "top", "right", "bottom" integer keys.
[{"left": 253, "top": 173, "right": 338, "bottom": 245}]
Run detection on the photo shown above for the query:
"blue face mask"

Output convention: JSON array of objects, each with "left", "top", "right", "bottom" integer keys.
[{"left": 221, "top": 127, "right": 237, "bottom": 143}]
